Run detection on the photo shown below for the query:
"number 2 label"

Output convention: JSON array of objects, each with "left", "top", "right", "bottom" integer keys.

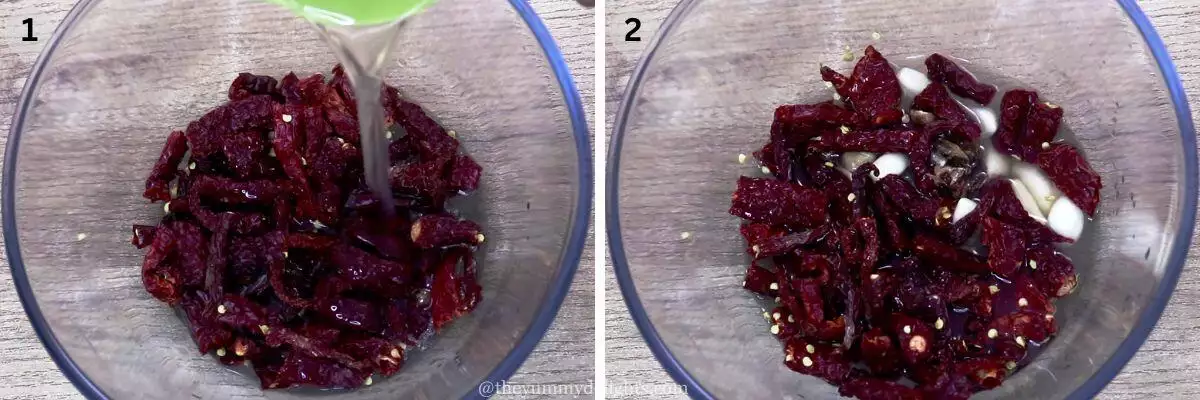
[{"left": 625, "top": 18, "right": 641, "bottom": 42}]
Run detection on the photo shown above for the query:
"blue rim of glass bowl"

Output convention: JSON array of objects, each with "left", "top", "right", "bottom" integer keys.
[
  {"left": 1, "top": 0, "right": 592, "bottom": 399},
  {"left": 607, "top": 0, "right": 1196, "bottom": 398}
]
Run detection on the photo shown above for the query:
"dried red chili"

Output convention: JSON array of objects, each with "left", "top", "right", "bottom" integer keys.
[
  {"left": 925, "top": 54, "right": 997, "bottom": 105},
  {"left": 732, "top": 46, "right": 1095, "bottom": 399},
  {"left": 1037, "top": 143, "right": 1102, "bottom": 216},
  {"left": 824, "top": 46, "right": 904, "bottom": 126},
  {"left": 134, "top": 66, "right": 485, "bottom": 389}
]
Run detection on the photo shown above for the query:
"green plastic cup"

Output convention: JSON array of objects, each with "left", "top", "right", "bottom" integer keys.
[{"left": 265, "top": 0, "right": 437, "bottom": 26}]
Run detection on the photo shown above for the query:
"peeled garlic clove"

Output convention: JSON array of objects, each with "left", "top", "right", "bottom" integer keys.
[
  {"left": 952, "top": 198, "right": 978, "bottom": 224},
  {"left": 1012, "top": 162, "right": 1060, "bottom": 214},
  {"left": 872, "top": 153, "right": 909, "bottom": 180},
  {"left": 974, "top": 107, "right": 998, "bottom": 138},
  {"left": 898, "top": 67, "right": 932, "bottom": 98},
  {"left": 1047, "top": 196, "right": 1085, "bottom": 241},
  {"left": 1009, "top": 179, "right": 1047, "bottom": 224},
  {"left": 986, "top": 147, "right": 1010, "bottom": 177},
  {"left": 841, "top": 152, "right": 878, "bottom": 171},
  {"left": 910, "top": 109, "right": 936, "bottom": 126}
]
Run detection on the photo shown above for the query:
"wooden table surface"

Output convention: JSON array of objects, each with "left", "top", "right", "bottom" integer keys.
[
  {"left": 605, "top": 1, "right": 1200, "bottom": 399},
  {"left": 0, "top": 1, "right": 594, "bottom": 399}
]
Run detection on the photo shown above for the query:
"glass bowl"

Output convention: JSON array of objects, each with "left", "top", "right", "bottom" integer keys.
[
  {"left": 3, "top": 0, "right": 590, "bottom": 399},
  {"left": 608, "top": 0, "right": 1195, "bottom": 399}
]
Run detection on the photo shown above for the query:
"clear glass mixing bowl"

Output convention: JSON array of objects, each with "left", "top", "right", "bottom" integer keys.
[
  {"left": 3, "top": 0, "right": 591, "bottom": 399},
  {"left": 608, "top": 0, "right": 1195, "bottom": 399}
]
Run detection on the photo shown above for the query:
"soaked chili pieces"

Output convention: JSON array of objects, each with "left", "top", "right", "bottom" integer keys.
[
  {"left": 733, "top": 46, "right": 1098, "bottom": 400},
  {"left": 134, "top": 66, "right": 484, "bottom": 390},
  {"left": 925, "top": 54, "right": 998, "bottom": 106}
]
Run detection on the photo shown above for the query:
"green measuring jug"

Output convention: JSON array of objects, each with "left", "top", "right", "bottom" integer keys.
[{"left": 264, "top": 0, "right": 438, "bottom": 26}]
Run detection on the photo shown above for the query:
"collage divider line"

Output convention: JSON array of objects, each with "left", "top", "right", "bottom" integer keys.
[{"left": 593, "top": 0, "right": 607, "bottom": 398}]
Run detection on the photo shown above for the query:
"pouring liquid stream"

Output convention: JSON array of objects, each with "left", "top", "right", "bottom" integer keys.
[
  {"left": 315, "top": 21, "right": 405, "bottom": 214},
  {"left": 265, "top": 0, "right": 437, "bottom": 214}
]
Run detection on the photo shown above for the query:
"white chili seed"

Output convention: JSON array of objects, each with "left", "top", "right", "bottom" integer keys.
[
  {"left": 841, "top": 47, "right": 855, "bottom": 62},
  {"left": 909, "top": 335, "right": 927, "bottom": 353}
]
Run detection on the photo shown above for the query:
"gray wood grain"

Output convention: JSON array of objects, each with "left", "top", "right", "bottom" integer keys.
[
  {"left": 605, "top": 1, "right": 1200, "bottom": 399},
  {"left": 0, "top": 1, "right": 594, "bottom": 399}
]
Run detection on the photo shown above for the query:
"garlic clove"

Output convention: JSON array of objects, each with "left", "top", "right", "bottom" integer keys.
[
  {"left": 898, "top": 67, "right": 932, "bottom": 98},
  {"left": 1047, "top": 196, "right": 1085, "bottom": 241},
  {"left": 1009, "top": 179, "right": 1047, "bottom": 224},
  {"left": 872, "top": 153, "right": 910, "bottom": 180},
  {"left": 974, "top": 107, "right": 998, "bottom": 138},
  {"left": 952, "top": 198, "right": 978, "bottom": 224},
  {"left": 1012, "top": 162, "right": 1061, "bottom": 214}
]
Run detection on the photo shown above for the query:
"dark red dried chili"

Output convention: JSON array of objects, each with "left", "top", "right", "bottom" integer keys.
[
  {"left": 732, "top": 46, "right": 1095, "bottom": 399},
  {"left": 925, "top": 54, "right": 997, "bottom": 105},
  {"left": 134, "top": 66, "right": 484, "bottom": 389},
  {"left": 826, "top": 46, "right": 904, "bottom": 126},
  {"left": 730, "top": 176, "right": 828, "bottom": 228},
  {"left": 1037, "top": 143, "right": 1102, "bottom": 216}
]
